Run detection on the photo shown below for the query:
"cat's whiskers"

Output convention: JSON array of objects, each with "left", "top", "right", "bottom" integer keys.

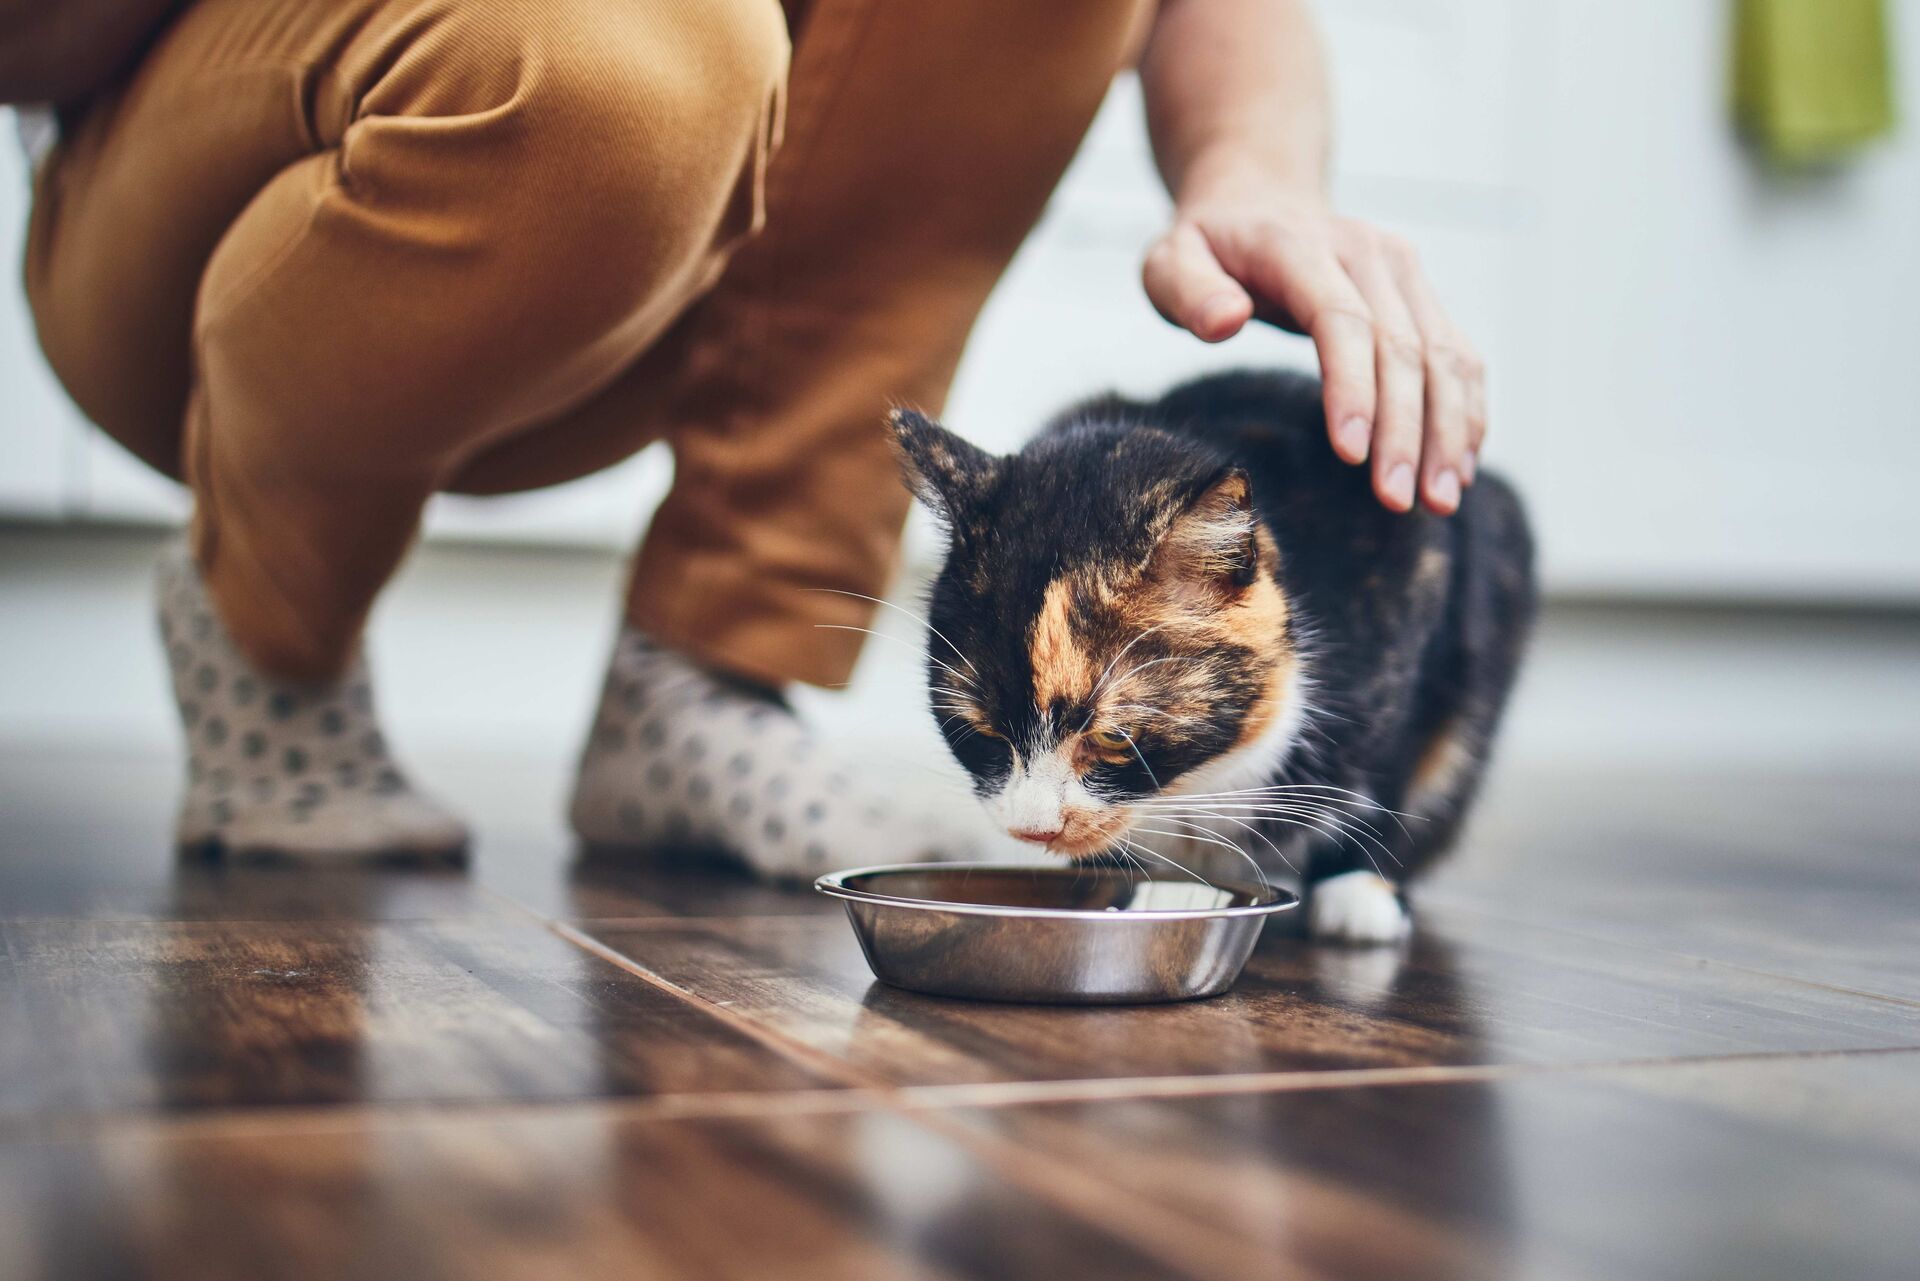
[
  {"left": 1140, "top": 799, "right": 1398, "bottom": 839},
  {"left": 814, "top": 623, "right": 976, "bottom": 692},
  {"left": 1153, "top": 789, "right": 1417, "bottom": 847},
  {"left": 934, "top": 712, "right": 983, "bottom": 748},
  {"left": 1105, "top": 703, "right": 1182, "bottom": 722},
  {"left": 1148, "top": 789, "right": 1381, "bottom": 835},
  {"left": 1143, "top": 794, "right": 1397, "bottom": 846},
  {"left": 930, "top": 684, "right": 978, "bottom": 713},
  {"left": 1145, "top": 801, "right": 1401, "bottom": 870},
  {"left": 1129, "top": 815, "right": 1274, "bottom": 890},
  {"left": 1109, "top": 841, "right": 1150, "bottom": 889},
  {"left": 892, "top": 755, "right": 992, "bottom": 799},
  {"left": 1153, "top": 782, "right": 1421, "bottom": 830},
  {"left": 1175, "top": 812, "right": 1393, "bottom": 876},
  {"left": 1214, "top": 807, "right": 1388, "bottom": 878},
  {"left": 1154, "top": 780, "right": 1410, "bottom": 808},
  {"left": 1293, "top": 691, "right": 1358, "bottom": 728},
  {"left": 1146, "top": 811, "right": 1287, "bottom": 882},
  {"left": 1100, "top": 652, "right": 1216, "bottom": 702},
  {"left": 803, "top": 588, "right": 982, "bottom": 687},
  {"left": 1077, "top": 621, "right": 1178, "bottom": 732},
  {"left": 1113, "top": 838, "right": 1155, "bottom": 888},
  {"left": 930, "top": 693, "right": 974, "bottom": 715},
  {"left": 1114, "top": 726, "right": 1161, "bottom": 792},
  {"left": 1115, "top": 833, "right": 1218, "bottom": 891}
]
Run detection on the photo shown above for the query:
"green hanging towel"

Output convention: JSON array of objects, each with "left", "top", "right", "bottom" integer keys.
[{"left": 1733, "top": 0, "right": 1898, "bottom": 164}]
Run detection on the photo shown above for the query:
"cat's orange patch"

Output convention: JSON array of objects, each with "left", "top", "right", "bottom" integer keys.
[
  {"left": 1029, "top": 509, "right": 1298, "bottom": 765},
  {"left": 1229, "top": 653, "right": 1298, "bottom": 755},
  {"left": 1029, "top": 576, "right": 1098, "bottom": 708},
  {"left": 1217, "top": 565, "right": 1298, "bottom": 755},
  {"left": 1408, "top": 718, "right": 1477, "bottom": 809},
  {"left": 1108, "top": 522, "right": 1297, "bottom": 752}
]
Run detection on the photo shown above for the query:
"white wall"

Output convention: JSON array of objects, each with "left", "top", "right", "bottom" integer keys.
[
  {"left": 3, "top": 0, "right": 1917, "bottom": 602},
  {"left": 1508, "top": 0, "right": 1920, "bottom": 600},
  {"left": 0, "top": 131, "right": 78, "bottom": 518}
]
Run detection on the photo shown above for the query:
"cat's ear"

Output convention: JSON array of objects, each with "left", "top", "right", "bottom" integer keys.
[
  {"left": 887, "top": 409, "right": 1000, "bottom": 521},
  {"left": 1147, "top": 469, "right": 1261, "bottom": 598}
]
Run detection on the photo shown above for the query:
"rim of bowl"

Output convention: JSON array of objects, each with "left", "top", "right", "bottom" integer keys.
[{"left": 813, "top": 862, "right": 1300, "bottom": 921}]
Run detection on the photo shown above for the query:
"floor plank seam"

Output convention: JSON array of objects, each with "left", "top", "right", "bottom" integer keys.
[
  {"left": 546, "top": 919, "right": 898, "bottom": 1092},
  {"left": 874, "top": 1044, "right": 1920, "bottom": 1109},
  {"left": 541, "top": 922, "right": 1311, "bottom": 1281},
  {"left": 0, "top": 1087, "right": 901, "bottom": 1146},
  {"left": 7, "top": 1043, "right": 1917, "bottom": 1149},
  {"left": 541, "top": 916, "right": 1920, "bottom": 1111},
  {"left": 563, "top": 913, "right": 828, "bottom": 928},
  {"left": 473, "top": 877, "right": 572, "bottom": 923}
]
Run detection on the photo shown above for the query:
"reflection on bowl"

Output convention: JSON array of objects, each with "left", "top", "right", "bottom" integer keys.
[{"left": 815, "top": 863, "right": 1299, "bottom": 1005}]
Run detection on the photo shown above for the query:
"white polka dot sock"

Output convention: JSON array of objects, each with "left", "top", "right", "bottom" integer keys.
[
  {"left": 157, "top": 542, "right": 469, "bottom": 860},
  {"left": 568, "top": 628, "right": 976, "bottom": 880}
]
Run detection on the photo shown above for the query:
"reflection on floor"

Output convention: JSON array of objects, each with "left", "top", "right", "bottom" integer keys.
[{"left": 2, "top": 528, "right": 1919, "bottom": 1279}]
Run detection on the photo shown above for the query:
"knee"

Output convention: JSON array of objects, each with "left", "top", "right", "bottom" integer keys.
[
  {"left": 481, "top": 0, "right": 789, "bottom": 256},
  {"left": 279, "top": 0, "right": 790, "bottom": 414}
]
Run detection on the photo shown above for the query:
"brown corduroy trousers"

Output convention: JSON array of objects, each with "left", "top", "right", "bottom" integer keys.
[{"left": 25, "top": 0, "right": 1145, "bottom": 686}]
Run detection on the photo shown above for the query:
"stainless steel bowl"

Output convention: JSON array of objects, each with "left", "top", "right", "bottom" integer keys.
[{"left": 814, "top": 863, "right": 1299, "bottom": 1004}]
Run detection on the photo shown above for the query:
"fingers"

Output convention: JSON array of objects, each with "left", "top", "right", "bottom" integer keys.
[
  {"left": 1419, "top": 358, "right": 1468, "bottom": 513},
  {"left": 1337, "top": 239, "right": 1425, "bottom": 511},
  {"left": 1143, "top": 223, "right": 1254, "bottom": 343},
  {"left": 1311, "top": 311, "right": 1380, "bottom": 466},
  {"left": 1151, "top": 208, "right": 1487, "bottom": 516},
  {"left": 1232, "top": 231, "right": 1377, "bottom": 465},
  {"left": 1391, "top": 244, "right": 1486, "bottom": 509}
]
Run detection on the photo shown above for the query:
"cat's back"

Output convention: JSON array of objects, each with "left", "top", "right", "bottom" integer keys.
[
  {"left": 1131, "top": 368, "right": 1387, "bottom": 535},
  {"left": 1146, "top": 368, "right": 1349, "bottom": 485},
  {"left": 1042, "top": 369, "right": 1527, "bottom": 572},
  {"left": 1044, "top": 369, "right": 1325, "bottom": 454},
  {"left": 1041, "top": 369, "right": 1339, "bottom": 492},
  {"left": 1133, "top": 368, "right": 1532, "bottom": 627},
  {"left": 1152, "top": 367, "right": 1328, "bottom": 436}
]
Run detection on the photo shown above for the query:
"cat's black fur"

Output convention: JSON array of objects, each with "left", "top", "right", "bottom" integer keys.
[{"left": 899, "top": 368, "right": 1536, "bottom": 891}]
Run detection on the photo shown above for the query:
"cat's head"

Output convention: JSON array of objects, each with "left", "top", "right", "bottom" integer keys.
[{"left": 889, "top": 407, "right": 1305, "bottom": 859}]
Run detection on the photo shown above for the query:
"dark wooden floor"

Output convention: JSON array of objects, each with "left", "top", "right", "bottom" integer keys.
[{"left": 2, "top": 748, "right": 1917, "bottom": 1281}]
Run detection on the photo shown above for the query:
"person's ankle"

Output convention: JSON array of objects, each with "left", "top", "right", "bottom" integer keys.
[
  {"left": 198, "top": 560, "right": 361, "bottom": 687},
  {"left": 699, "top": 661, "right": 789, "bottom": 708},
  {"left": 157, "top": 541, "right": 467, "bottom": 860},
  {"left": 570, "top": 626, "right": 975, "bottom": 878}
]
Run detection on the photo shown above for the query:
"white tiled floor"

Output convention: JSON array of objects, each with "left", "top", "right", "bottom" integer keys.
[{"left": 5, "top": 526, "right": 1918, "bottom": 856}]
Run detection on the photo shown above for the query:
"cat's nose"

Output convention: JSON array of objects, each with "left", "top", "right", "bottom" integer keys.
[{"left": 1009, "top": 825, "right": 1064, "bottom": 846}]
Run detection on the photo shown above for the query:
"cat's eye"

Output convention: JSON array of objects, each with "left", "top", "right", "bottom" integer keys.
[{"left": 1086, "top": 728, "right": 1132, "bottom": 754}]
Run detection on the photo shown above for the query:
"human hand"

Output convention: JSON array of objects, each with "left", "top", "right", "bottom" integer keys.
[{"left": 1142, "top": 177, "right": 1485, "bottom": 515}]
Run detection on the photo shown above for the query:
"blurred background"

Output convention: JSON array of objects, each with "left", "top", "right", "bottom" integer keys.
[{"left": 3, "top": 0, "right": 1917, "bottom": 843}]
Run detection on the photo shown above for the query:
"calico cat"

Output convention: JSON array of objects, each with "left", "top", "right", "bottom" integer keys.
[{"left": 889, "top": 369, "right": 1536, "bottom": 943}]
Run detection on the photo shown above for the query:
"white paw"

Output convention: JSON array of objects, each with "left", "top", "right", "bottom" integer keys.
[{"left": 1309, "top": 871, "right": 1411, "bottom": 945}]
